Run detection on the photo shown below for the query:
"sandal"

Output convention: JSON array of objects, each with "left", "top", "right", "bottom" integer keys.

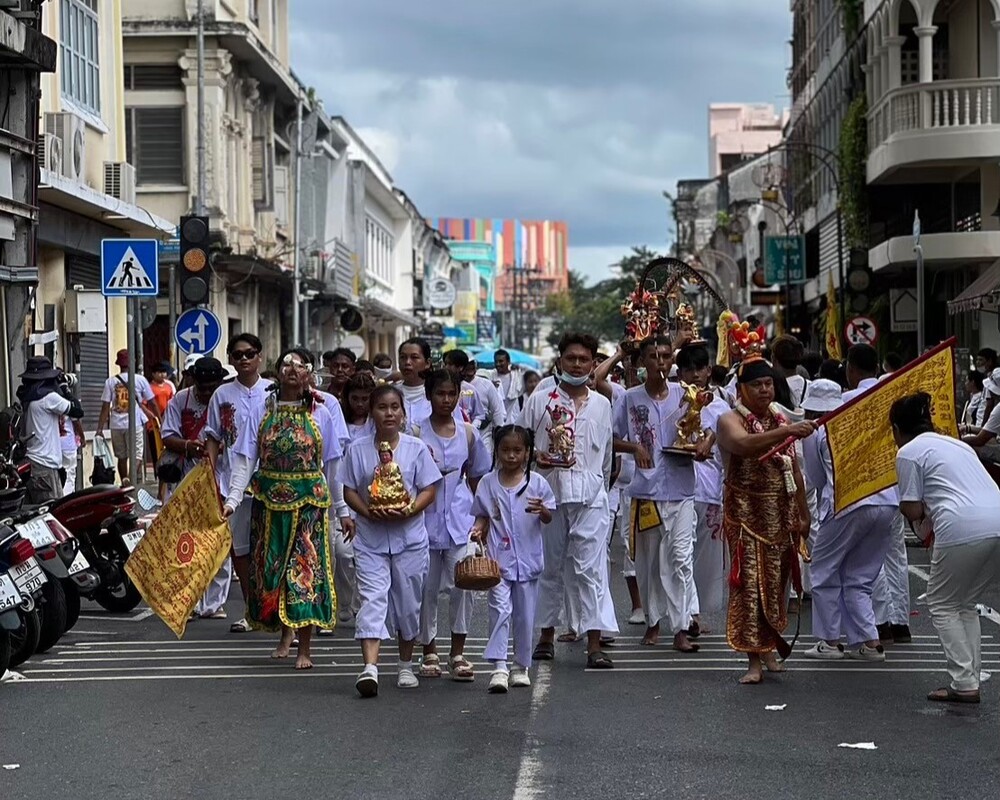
[
  {"left": 230, "top": 618, "right": 251, "bottom": 633},
  {"left": 586, "top": 650, "right": 614, "bottom": 669},
  {"left": 927, "top": 687, "right": 980, "bottom": 704},
  {"left": 450, "top": 655, "right": 475, "bottom": 682},
  {"left": 556, "top": 631, "right": 579, "bottom": 643},
  {"left": 419, "top": 654, "right": 442, "bottom": 678},
  {"left": 532, "top": 641, "right": 555, "bottom": 661}
]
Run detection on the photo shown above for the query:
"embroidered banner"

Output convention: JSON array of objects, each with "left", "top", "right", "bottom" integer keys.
[
  {"left": 125, "top": 461, "right": 232, "bottom": 638},
  {"left": 826, "top": 339, "right": 958, "bottom": 513}
]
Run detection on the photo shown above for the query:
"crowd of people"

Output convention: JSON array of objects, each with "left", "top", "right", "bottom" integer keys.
[{"left": 73, "top": 321, "right": 999, "bottom": 704}]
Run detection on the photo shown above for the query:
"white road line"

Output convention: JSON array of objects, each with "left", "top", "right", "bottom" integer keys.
[
  {"left": 512, "top": 663, "right": 550, "bottom": 800},
  {"left": 584, "top": 666, "right": 978, "bottom": 674},
  {"left": 77, "top": 609, "right": 154, "bottom": 622},
  {"left": 908, "top": 565, "right": 931, "bottom": 581}
]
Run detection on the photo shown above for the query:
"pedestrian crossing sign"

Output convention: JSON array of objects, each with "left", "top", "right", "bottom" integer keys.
[{"left": 101, "top": 239, "right": 159, "bottom": 297}]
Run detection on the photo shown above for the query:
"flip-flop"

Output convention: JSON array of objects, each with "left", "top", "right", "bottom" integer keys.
[
  {"left": 532, "top": 641, "right": 555, "bottom": 661},
  {"left": 556, "top": 631, "right": 579, "bottom": 643},
  {"left": 586, "top": 650, "right": 613, "bottom": 669},
  {"left": 927, "top": 687, "right": 980, "bottom": 704}
]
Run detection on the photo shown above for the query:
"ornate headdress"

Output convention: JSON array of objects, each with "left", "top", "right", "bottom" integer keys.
[
  {"left": 716, "top": 310, "right": 741, "bottom": 368},
  {"left": 731, "top": 321, "right": 771, "bottom": 384}
]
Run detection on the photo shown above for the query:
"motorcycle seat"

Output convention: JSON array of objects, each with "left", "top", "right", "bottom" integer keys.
[{"left": 46, "top": 484, "right": 129, "bottom": 511}]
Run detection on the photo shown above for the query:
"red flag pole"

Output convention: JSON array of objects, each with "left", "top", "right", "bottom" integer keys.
[{"left": 756, "top": 336, "right": 957, "bottom": 462}]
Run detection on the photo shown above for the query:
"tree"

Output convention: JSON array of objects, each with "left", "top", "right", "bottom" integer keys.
[{"left": 546, "top": 246, "right": 663, "bottom": 347}]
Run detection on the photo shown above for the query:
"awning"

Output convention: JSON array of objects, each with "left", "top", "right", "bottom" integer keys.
[
  {"left": 363, "top": 297, "right": 421, "bottom": 329},
  {"left": 442, "top": 326, "right": 468, "bottom": 339},
  {"left": 948, "top": 259, "right": 1000, "bottom": 314}
]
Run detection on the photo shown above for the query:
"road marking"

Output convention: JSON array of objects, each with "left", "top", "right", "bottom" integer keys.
[
  {"left": 77, "top": 608, "right": 154, "bottom": 622},
  {"left": 512, "top": 663, "right": 550, "bottom": 800},
  {"left": 908, "top": 565, "right": 931, "bottom": 581}
]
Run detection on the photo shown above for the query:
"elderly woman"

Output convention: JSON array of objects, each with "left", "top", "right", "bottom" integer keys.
[
  {"left": 224, "top": 348, "right": 353, "bottom": 670},
  {"left": 892, "top": 392, "right": 1000, "bottom": 703}
]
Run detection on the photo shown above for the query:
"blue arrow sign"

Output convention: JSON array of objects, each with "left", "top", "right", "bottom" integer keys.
[
  {"left": 174, "top": 308, "right": 222, "bottom": 355},
  {"left": 101, "top": 239, "right": 159, "bottom": 297}
]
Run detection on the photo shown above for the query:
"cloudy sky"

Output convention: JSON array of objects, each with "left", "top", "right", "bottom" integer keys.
[{"left": 289, "top": 1, "right": 790, "bottom": 283}]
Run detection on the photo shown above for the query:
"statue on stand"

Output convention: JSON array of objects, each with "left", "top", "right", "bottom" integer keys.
[{"left": 368, "top": 440, "right": 412, "bottom": 512}]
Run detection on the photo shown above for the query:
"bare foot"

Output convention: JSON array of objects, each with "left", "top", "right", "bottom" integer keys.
[
  {"left": 295, "top": 653, "right": 314, "bottom": 670},
  {"left": 762, "top": 653, "right": 785, "bottom": 673},
  {"left": 673, "top": 631, "right": 699, "bottom": 653},
  {"left": 271, "top": 642, "right": 291, "bottom": 659},
  {"left": 739, "top": 668, "right": 763, "bottom": 685},
  {"left": 641, "top": 624, "right": 660, "bottom": 646},
  {"left": 557, "top": 630, "right": 579, "bottom": 643}
]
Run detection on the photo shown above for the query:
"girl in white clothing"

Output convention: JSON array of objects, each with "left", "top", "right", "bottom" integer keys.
[
  {"left": 413, "top": 370, "right": 492, "bottom": 681},
  {"left": 472, "top": 425, "right": 556, "bottom": 693}
]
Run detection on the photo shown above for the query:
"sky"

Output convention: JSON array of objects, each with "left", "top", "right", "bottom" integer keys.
[{"left": 289, "top": 1, "right": 790, "bottom": 284}]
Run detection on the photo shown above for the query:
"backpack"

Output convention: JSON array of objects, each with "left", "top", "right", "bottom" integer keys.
[{"left": 113, "top": 375, "right": 131, "bottom": 414}]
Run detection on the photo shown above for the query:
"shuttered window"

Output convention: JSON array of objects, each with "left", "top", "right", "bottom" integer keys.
[
  {"left": 124, "top": 107, "right": 185, "bottom": 185},
  {"left": 123, "top": 65, "right": 184, "bottom": 90},
  {"left": 66, "top": 256, "right": 108, "bottom": 430}
]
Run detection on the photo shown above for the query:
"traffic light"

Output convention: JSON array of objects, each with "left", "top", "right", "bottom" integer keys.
[{"left": 179, "top": 214, "right": 210, "bottom": 308}]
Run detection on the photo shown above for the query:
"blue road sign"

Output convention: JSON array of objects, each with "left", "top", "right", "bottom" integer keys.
[
  {"left": 101, "top": 239, "right": 159, "bottom": 297},
  {"left": 174, "top": 308, "right": 222, "bottom": 355}
]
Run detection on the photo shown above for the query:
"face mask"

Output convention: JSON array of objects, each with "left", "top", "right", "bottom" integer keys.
[
  {"left": 560, "top": 371, "right": 590, "bottom": 387},
  {"left": 636, "top": 367, "right": 648, "bottom": 383},
  {"left": 374, "top": 366, "right": 392, "bottom": 379}
]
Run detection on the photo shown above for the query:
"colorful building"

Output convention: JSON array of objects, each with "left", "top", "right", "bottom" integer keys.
[{"left": 431, "top": 218, "right": 570, "bottom": 303}]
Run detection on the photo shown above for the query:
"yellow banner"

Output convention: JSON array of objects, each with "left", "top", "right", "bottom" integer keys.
[
  {"left": 125, "top": 461, "right": 232, "bottom": 638},
  {"left": 825, "top": 273, "right": 842, "bottom": 361},
  {"left": 826, "top": 340, "right": 958, "bottom": 513},
  {"left": 628, "top": 499, "right": 663, "bottom": 560}
]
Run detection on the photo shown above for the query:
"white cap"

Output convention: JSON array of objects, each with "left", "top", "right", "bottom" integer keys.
[
  {"left": 801, "top": 379, "right": 842, "bottom": 413},
  {"left": 184, "top": 353, "right": 203, "bottom": 371}
]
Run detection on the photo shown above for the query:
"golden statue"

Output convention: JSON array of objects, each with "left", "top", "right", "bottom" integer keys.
[
  {"left": 665, "top": 382, "right": 713, "bottom": 456},
  {"left": 368, "top": 440, "right": 412, "bottom": 511}
]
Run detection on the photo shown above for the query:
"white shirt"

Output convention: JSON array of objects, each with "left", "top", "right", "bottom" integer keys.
[
  {"left": 983, "top": 402, "right": 1000, "bottom": 438},
  {"left": 488, "top": 368, "right": 524, "bottom": 413},
  {"left": 470, "top": 374, "right": 506, "bottom": 428},
  {"left": 101, "top": 372, "right": 154, "bottom": 430},
  {"left": 695, "top": 398, "right": 730, "bottom": 505},
  {"left": 203, "top": 376, "right": 272, "bottom": 496},
  {"left": 517, "top": 384, "right": 613, "bottom": 506},
  {"left": 786, "top": 374, "right": 809, "bottom": 406},
  {"left": 25, "top": 392, "right": 71, "bottom": 469},
  {"left": 896, "top": 432, "right": 1000, "bottom": 546}
]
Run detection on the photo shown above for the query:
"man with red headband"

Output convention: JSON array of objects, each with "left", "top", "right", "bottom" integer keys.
[{"left": 716, "top": 328, "right": 815, "bottom": 685}]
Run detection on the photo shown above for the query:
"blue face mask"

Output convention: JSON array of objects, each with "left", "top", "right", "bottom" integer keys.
[{"left": 560, "top": 371, "right": 590, "bottom": 387}]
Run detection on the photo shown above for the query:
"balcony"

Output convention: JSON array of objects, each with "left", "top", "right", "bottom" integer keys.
[{"left": 867, "top": 78, "right": 1000, "bottom": 183}]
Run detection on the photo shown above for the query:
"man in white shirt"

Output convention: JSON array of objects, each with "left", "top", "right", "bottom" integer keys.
[
  {"left": 96, "top": 349, "right": 158, "bottom": 485},
  {"left": 518, "top": 332, "right": 618, "bottom": 669},
  {"left": 487, "top": 349, "right": 524, "bottom": 416},
  {"left": 804, "top": 344, "right": 895, "bottom": 661},
  {"left": 18, "top": 357, "right": 82, "bottom": 503},
  {"left": 444, "top": 349, "right": 504, "bottom": 446}
]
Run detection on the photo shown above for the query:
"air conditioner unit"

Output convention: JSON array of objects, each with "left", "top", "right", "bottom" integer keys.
[
  {"left": 104, "top": 161, "right": 136, "bottom": 205},
  {"left": 37, "top": 133, "right": 62, "bottom": 175},
  {"left": 44, "top": 111, "right": 87, "bottom": 182}
]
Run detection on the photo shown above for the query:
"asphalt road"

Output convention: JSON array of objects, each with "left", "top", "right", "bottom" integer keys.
[{"left": 2, "top": 542, "right": 998, "bottom": 800}]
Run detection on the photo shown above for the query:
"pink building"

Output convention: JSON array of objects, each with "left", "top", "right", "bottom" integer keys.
[{"left": 708, "top": 103, "right": 789, "bottom": 177}]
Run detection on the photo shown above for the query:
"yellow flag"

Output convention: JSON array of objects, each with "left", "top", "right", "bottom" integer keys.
[
  {"left": 825, "top": 273, "right": 842, "bottom": 361},
  {"left": 125, "top": 461, "right": 233, "bottom": 638},
  {"left": 825, "top": 339, "right": 959, "bottom": 513}
]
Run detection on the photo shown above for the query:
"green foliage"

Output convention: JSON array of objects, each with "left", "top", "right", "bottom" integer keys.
[
  {"left": 838, "top": 0, "right": 862, "bottom": 40},
  {"left": 839, "top": 95, "right": 869, "bottom": 249},
  {"left": 546, "top": 246, "right": 663, "bottom": 347}
]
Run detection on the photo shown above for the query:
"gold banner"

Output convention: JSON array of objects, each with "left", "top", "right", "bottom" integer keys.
[
  {"left": 826, "top": 340, "right": 958, "bottom": 513},
  {"left": 125, "top": 461, "right": 233, "bottom": 638}
]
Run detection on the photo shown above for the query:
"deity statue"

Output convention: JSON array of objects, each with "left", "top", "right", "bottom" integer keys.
[
  {"left": 620, "top": 288, "right": 660, "bottom": 344},
  {"left": 368, "top": 440, "right": 412, "bottom": 512},
  {"left": 665, "top": 382, "right": 714, "bottom": 456},
  {"left": 545, "top": 403, "right": 576, "bottom": 467}
]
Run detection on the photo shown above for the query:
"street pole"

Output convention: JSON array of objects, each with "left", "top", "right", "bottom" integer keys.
[
  {"left": 127, "top": 297, "right": 138, "bottom": 489},
  {"left": 836, "top": 209, "right": 846, "bottom": 354},
  {"left": 196, "top": 0, "right": 205, "bottom": 215},
  {"left": 292, "top": 91, "right": 304, "bottom": 346},
  {"left": 914, "top": 209, "right": 925, "bottom": 353},
  {"left": 168, "top": 264, "right": 177, "bottom": 372}
]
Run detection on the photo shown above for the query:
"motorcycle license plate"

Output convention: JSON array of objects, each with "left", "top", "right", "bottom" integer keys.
[
  {"left": 15, "top": 516, "right": 57, "bottom": 548},
  {"left": 68, "top": 550, "right": 90, "bottom": 575},
  {"left": 0, "top": 573, "right": 21, "bottom": 613},
  {"left": 121, "top": 529, "right": 145, "bottom": 554},
  {"left": 10, "top": 557, "right": 46, "bottom": 595}
]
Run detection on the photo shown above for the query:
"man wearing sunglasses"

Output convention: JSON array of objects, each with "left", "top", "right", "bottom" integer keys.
[{"left": 203, "top": 333, "right": 272, "bottom": 633}]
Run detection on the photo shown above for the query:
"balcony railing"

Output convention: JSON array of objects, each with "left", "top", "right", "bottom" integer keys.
[{"left": 869, "top": 78, "right": 1000, "bottom": 152}]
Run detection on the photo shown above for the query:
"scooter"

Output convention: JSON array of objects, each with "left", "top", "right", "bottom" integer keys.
[{"left": 0, "top": 526, "right": 48, "bottom": 670}]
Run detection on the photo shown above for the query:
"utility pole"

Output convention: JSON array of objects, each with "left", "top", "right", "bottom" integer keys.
[
  {"left": 292, "top": 91, "right": 304, "bottom": 346},
  {"left": 196, "top": 0, "right": 205, "bottom": 215},
  {"left": 914, "top": 209, "right": 924, "bottom": 353}
]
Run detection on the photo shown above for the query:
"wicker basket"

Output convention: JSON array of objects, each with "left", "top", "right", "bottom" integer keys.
[{"left": 454, "top": 551, "right": 501, "bottom": 591}]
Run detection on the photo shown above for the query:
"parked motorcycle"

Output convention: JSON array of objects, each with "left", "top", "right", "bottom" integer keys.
[{"left": 0, "top": 526, "right": 48, "bottom": 670}]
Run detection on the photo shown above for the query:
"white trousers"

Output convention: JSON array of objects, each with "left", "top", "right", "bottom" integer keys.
[
  {"left": 331, "top": 522, "right": 359, "bottom": 617},
  {"left": 196, "top": 557, "right": 233, "bottom": 616},
  {"left": 927, "top": 537, "right": 1000, "bottom": 692},
  {"left": 537, "top": 498, "right": 618, "bottom": 634},
  {"left": 484, "top": 578, "right": 538, "bottom": 670},
  {"left": 61, "top": 450, "right": 78, "bottom": 496},
  {"left": 690, "top": 501, "right": 727, "bottom": 618},
  {"left": 355, "top": 546, "right": 429, "bottom": 641},
  {"left": 872, "top": 512, "right": 911, "bottom": 626},
  {"left": 810, "top": 505, "right": 894, "bottom": 645},
  {"left": 229, "top": 498, "right": 254, "bottom": 558},
  {"left": 616, "top": 488, "right": 636, "bottom": 578},
  {"left": 419, "top": 545, "right": 474, "bottom": 644},
  {"left": 634, "top": 498, "right": 695, "bottom": 634}
]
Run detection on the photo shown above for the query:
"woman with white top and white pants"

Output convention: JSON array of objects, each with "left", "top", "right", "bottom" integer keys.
[{"left": 892, "top": 392, "right": 1000, "bottom": 703}]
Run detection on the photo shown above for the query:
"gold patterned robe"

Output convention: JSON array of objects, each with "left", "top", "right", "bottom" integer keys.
[{"left": 723, "top": 408, "right": 800, "bottom": 655}]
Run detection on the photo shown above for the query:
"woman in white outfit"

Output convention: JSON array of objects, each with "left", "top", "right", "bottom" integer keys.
[{"left": 892, "top": 392, "right": 1000, "bottom": 703}]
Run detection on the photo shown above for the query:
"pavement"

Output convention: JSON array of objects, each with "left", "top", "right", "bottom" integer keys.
[{"left": 1, "top": 541, "right": 998, "bottom": 800}]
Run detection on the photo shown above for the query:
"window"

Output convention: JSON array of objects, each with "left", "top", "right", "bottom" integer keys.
[
  {"left": 365, "top": 216, "right": 394, "bottom": 283},
  {"left": 123, "top": 65, "right": 184, "bottom": 91},
  {"left": 60, "top": 0, "right": 101, "bottom": 114},
  {"left": 249, "top": 0, "right": 259, "bottom": 24},
  {"left": 124, "top": 107, "right": 186, "bottom": 185}
]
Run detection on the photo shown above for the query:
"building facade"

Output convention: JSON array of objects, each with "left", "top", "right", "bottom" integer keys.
[{"left": 708, "top": 103, "right": 788, "bottom": 178}]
